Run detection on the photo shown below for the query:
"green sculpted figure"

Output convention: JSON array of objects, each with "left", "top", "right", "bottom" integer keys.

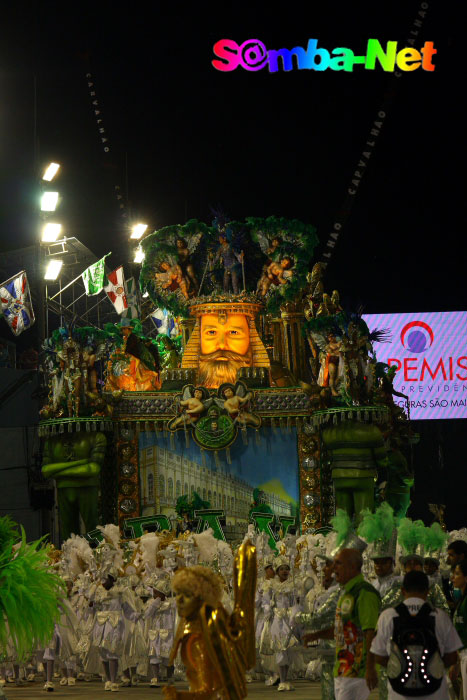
[
  {"left": 42, "top": 432, "right": 107, "bottom": 541},
  {"left": 322, "top": 421, "right": 388, "bottom": 521},
  {"left": 385, "top": 447, "right": 414, "bottom": 520}
]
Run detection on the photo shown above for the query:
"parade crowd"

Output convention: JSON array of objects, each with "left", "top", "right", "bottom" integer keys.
[{"left": 1, "top": 514, "right": 467, "bottom": 700}]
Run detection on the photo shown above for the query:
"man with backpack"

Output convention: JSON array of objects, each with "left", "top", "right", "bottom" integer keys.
[{"left": 367, "top": 570, "right": 462, "bottom": 699}]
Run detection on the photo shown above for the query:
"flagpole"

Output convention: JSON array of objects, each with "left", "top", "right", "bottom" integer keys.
[
  {"left": 0, "top": 270, "right": 27, "bottom": 287},
  {"left": 48, "top": 271, "right": 86, "bottom": 300}
]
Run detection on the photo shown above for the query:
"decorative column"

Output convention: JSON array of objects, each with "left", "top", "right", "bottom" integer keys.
[
  {"left": 298, "top": 425, "right": 334, "bottom": 532},
  {"left": 280, "top": 303, "right": 307, "bottom": 380},
  {"left": 179, "top": 318, "right": 196, "bottom": 350},
  {"left": 268, "top": 317, "right": 283, "bottom": 363},
  {"left": 116, "top": 424, "right": 140, "bottom": 532}
]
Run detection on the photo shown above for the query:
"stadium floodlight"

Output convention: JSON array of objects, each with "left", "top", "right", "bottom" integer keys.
[
  {"left": 42, "top": 163, "right": 60, "bottom": 181},
  {"left": 134, "top": 247, "right": 145, "bottom": 263},
  {"left": 44, "top": 259, "right": 63, "bottom": 280},
  {"left": 41, "top": 223, "right": 63, "bottom": 242},
  {"left": 130, "top": 223, "right": 148, "bottom": 239},
  {"left": 41, "top": 191, "right": 59, "bottom": 212}
]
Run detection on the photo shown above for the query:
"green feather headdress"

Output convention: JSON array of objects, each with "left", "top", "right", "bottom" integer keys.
[
  {"left": 0, "top": 521, "right": 65, "bottom": 660},
  {"left": 424, "top": 522, "right": 448, "bottom": 556},
  {"left": 397, "top": 518, "right": 426, "bottom": 555},
  {"left": 358, "top": 502, "right": 395, "bottom": 544}
]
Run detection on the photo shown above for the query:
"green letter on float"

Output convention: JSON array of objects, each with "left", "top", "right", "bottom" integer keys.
[
  {"left": 250, "top": 511, "right": 278, "bottom": 552},
  {"left": 277, "top": 515, "right": 296, "bottom": 538},
  {"left": 365, "top": 39, "right": 397, "bottom": 71},
  {"left": 123, "top": 514, "right": 172, "bottom": 538},
  {"left": 194, "top": 509, "right": 227, "bottom": 541},
  {"left": 85, "top": 528, "right": 104, "bottom": 546}
]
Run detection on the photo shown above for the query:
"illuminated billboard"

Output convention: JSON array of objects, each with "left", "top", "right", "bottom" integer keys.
[{"left": 363, "top": 311, "right": 467, "bottom": 420}]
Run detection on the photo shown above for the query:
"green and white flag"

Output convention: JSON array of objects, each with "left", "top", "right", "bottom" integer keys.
[
  {"left": 121, "top": 277, "right": 139, "bottom": 319},
  {"left": 82, "top": 253, "right": 111, "bottom": 296}
]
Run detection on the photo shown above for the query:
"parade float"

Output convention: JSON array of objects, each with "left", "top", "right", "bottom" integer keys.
[{"left": 37, "top": 215, "right": 415, "bottom": 544}]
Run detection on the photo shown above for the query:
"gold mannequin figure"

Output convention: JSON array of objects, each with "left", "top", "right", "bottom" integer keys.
[{"left": 163, "top": 540, "right": 256, "bottom": 700}]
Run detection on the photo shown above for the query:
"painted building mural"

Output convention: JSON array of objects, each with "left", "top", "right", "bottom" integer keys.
[{"left": 139, "top": 428, "right": 298, "bottom": 525}]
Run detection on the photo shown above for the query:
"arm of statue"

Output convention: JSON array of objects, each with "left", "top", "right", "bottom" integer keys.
[
  {"left": 50, "top": 462, "right": 102, "bottom": 478},
  {"left": 42, "top": 433, "right": 106, "bottom": 479},
  {"left": 42, "top": 458, "right": 91, "bottom": 478}
]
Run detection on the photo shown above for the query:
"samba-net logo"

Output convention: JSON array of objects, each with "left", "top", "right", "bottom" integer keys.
[
  {"left": 362, "top": 311, "right": 467, "bottom": 420},
  {"left": 212, "top": 38, "right": 437, "bottom": 74}
]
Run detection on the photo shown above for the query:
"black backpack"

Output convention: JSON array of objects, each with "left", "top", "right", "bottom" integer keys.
[{"left": 387, "top": 602, "right": 445, "bottom": 697}]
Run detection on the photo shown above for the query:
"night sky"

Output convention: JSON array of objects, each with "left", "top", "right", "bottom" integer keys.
[
  {"left": 0, "top": 2, "right": 458, "bottom": 313},
  {"left": 0, "top": 3, "right": 463, "bottom": 524}
]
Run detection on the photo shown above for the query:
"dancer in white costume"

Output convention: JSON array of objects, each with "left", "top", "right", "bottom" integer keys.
[
  {"left": 144, "top": 576, "right": 176, "bottom": 687},
  {"left": 87, "top": 570, "right": 140, "bottom": 692},
  {"left": 43, "top": 591, "right": 79, "bottom": 692},
  {"left": 268, "top": 556, "right": 302, "bottom": 691},
  {"left": 254, "top": 555, "right": 276, "bottom": 683}
]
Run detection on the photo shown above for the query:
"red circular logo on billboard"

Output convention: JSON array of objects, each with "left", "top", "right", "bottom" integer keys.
[{"left": 400, "top": 321, "right": 434, "bottom": 353}]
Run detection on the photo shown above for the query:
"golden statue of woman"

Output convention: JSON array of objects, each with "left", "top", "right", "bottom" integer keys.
[{"left": 163, "top": 540, "right": 256, "bottom": 700}]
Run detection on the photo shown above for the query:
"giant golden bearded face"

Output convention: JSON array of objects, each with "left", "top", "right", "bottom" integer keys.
[{"left": 198, "top": 313, "right": 252, "bottom": 388}]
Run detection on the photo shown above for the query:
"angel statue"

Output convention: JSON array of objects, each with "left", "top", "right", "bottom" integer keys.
[
  {"left": 155, "top": 259, "right": 189, "bottom": 300},
  {"left": 216, "top": 381, "right": 261, "bottom": 428},
  {"left": 168, "top": 385, "right": 210, "bottom": 431},
  {"left": 311, "top": 330, "right": 343, "bottom": 397},
  {"left": 257, "top": 256, "right": 294, "bottom": 297},
  {"left": 163, "top": 539, "right": 256, "bottom": 700}
]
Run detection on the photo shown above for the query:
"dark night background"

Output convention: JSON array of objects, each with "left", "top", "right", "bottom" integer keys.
[{"left": 0, "top": 2, "right": 463, "bottom": 526}]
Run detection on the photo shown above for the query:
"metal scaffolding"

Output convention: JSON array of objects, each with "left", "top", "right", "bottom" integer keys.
[{"left": 42, "top": 237, "right": 120, "bottom": 334}]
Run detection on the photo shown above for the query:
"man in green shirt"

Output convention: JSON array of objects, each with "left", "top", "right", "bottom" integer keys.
[{"left": 304, "top": 548, "right": 381, "bottom": 700}]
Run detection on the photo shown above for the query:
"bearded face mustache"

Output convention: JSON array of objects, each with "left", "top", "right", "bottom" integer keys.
[{"left": 198, "top": 348, "right": 252, "bottom": 388}]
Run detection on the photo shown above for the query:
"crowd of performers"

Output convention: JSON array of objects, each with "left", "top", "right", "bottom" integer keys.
[{"left": 2, "top": 510, "right": 467, "bottom": 698}]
